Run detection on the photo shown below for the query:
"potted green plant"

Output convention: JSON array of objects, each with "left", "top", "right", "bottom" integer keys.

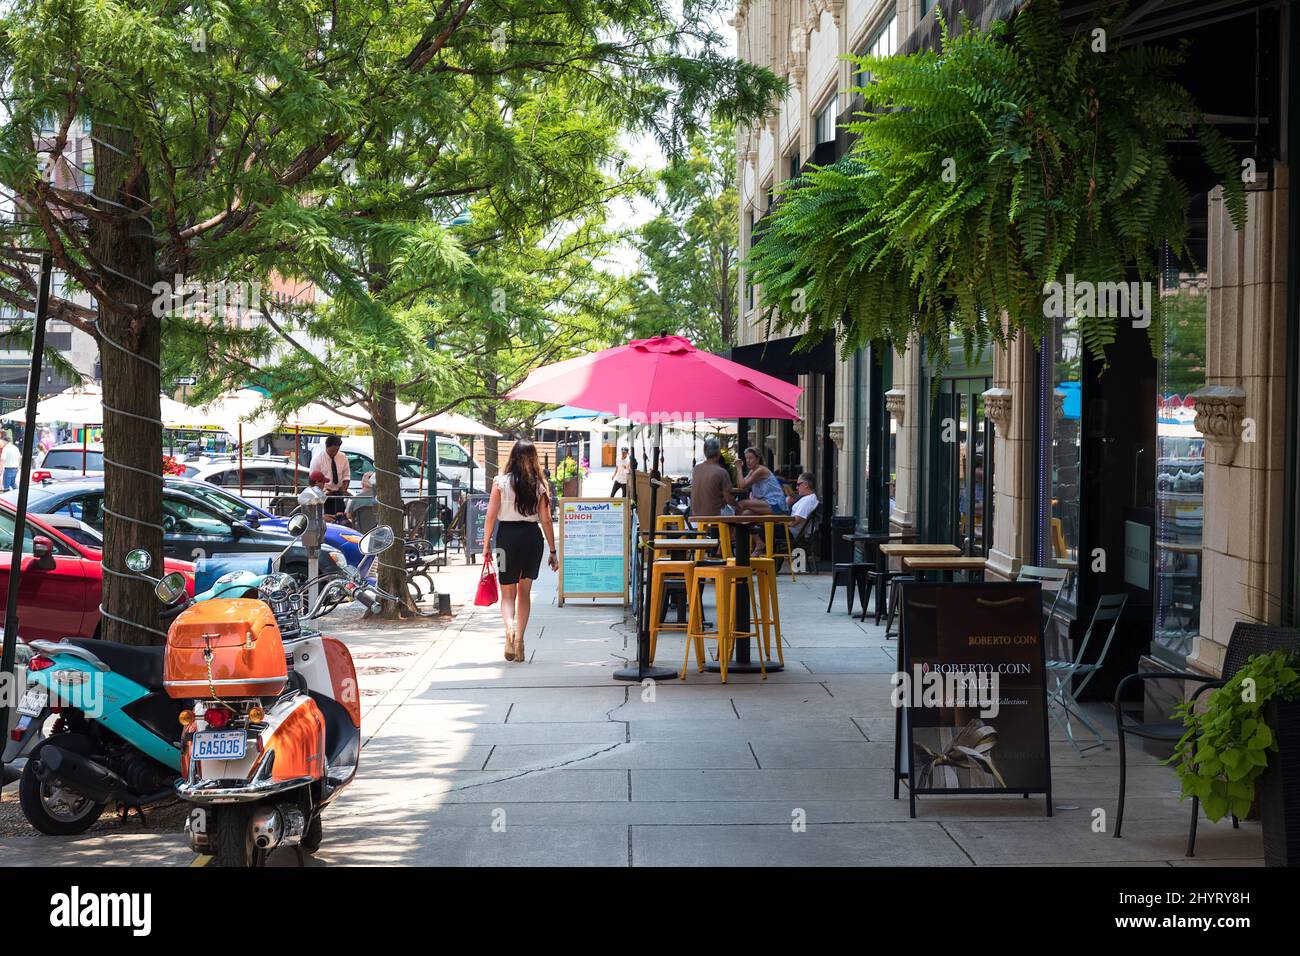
[
  {"left": 1170, "top": 651, "right": 1300, "bottom": 865},
  {"left": 553, "top": 455, "right": 587, "bottom": 498}
]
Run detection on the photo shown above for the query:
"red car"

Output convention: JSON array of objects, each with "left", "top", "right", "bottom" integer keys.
[{"left": 0, "top": 501, "right": 196, "bottom": 643}]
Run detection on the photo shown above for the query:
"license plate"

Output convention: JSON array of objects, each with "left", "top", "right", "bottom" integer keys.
[
  {"left": 17, "top": 688, "right": 47, "bottom": 717},
  {"left": 193, "top": 730, "right": 247, "bottom": 761}
]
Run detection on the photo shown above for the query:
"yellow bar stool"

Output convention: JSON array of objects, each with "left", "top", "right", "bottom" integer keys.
[
  {"left": 762, "top": 522, "right": 797, "bottom": 582},
  {"left": 656, "top": 514, "right": 687, "bottom": 532},
  {"left": 740, "top": 555, "right": 784, "bottom": 666},
  {"left": 682, "top": 564, "right": 763, "bottom": 684},
  {"left": 695, "top": 521, "right": 734, "bottom": 560},
  {"left": 648, "top": 558, "right": 695, "bottom": 664}
]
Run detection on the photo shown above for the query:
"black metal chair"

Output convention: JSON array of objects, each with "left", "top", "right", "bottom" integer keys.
[
  {"left": 1114, "top": 622, "right": 1300, "bottom": 856},
  {"left": 827, "top": 561, "right": 871, "bottom": 615}
]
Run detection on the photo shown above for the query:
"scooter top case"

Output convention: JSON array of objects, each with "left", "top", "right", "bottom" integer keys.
[{"left": 164, "top": 599, "right": 287, "bottom": 701}]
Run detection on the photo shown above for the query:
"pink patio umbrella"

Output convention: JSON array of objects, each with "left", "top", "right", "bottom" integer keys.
[
  {"left": 507, "top": 334, "right": 802, "bottom": 683},
  {"left": 507, "top": 334, "right": 802, "bottom": 421}
]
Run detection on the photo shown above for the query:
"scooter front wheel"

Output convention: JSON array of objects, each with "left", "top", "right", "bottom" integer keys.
[
  {"left": 211, "top": 806, "right": 268, "bottom": 868},
  {"left": 18, "top": 760, "right": 106, "bottom": 836}
]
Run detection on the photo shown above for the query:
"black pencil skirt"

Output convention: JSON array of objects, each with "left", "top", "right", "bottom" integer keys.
[{"left": 496, "top": 520, "right": 544, "bottom": 584}]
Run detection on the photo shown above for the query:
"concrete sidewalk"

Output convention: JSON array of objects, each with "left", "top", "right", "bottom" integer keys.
[{"left": 0, "top": 555, "right": 1266, "bottom": 866}]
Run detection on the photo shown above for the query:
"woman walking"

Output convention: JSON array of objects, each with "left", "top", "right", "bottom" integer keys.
[{"left": 482, "top": 440, "right": 558, "bottom": 662}]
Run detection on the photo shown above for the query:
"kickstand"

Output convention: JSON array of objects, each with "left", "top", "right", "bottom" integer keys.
[{"left": 116, "top": 804, "right": 148, "bottom": 826}]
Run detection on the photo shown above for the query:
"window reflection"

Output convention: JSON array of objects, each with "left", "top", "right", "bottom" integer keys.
[
  {"left": 1153, "top": 261, "right": 1207, "bottom": 666},
  {"left": 1047, "top": 313, "right": 1082, "bottom": 603}
]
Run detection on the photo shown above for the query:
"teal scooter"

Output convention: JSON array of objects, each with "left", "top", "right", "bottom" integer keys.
[
  {"left": 5, "top": 579, "right": 191, "bottom": 834},
  {"left": 4, "top": 520, "right": 327, "bottom": 834}
]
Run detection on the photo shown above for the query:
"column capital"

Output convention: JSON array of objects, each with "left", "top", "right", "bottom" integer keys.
[
  {"left": 1189, "top": 384, "right": 1247, "bottom": 465},
  {"left": 982, "top": 387, "right": 1013, "bottom": 437}
]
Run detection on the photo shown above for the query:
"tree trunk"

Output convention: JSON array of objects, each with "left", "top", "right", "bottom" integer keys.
[
  {"left": 90, "top": 118, "right": 164, "bottom": 646},
  {"left": 370, "top": 384, "right": 412, "bottom": 618},
  {"left": 481, "top": 369, "right": 499, "bottom": 482}
]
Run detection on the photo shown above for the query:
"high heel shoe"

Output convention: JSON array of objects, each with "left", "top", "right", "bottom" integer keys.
[
  {"left": 504, "top": 625, "right": 517, "bottom": 662},
  {"left": 514, "top": 631, "right": 526, "bottom": 663}
]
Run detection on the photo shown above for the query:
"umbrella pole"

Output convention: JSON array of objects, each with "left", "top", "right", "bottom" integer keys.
[
  {"left": 239, "top": 423, "right": 244, "bottom": 497},
  {"left": 1, "top": 252, "right": 52, "bottom": 740},
  {"left": 81, "top": 426, "right": 87, "bottom": 475},
  {"left": 613, "top": 427, "right": 676, "bottom": 683},
  {"left": 295, "top": 424, "right": 300, "bottom": 493}
]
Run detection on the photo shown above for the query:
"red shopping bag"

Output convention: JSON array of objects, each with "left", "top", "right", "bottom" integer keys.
[{"left": 474, "top": 556, "right": 499, "bottom": 606}]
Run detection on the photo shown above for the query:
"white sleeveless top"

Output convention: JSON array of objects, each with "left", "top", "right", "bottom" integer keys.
[{"left": 495, "top": 474, "right": 546, "bottom": 522}]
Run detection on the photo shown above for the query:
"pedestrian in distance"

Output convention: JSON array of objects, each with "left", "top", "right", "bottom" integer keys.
[
  {"left": 309, "top": 434, "right": 351, "bottom": 519},
  {"left": 482, "top": 439, "right": 558, "bottom": 663},
  {"left": 611, "top": 447, "right": 631, "bottom": 497},
  {"left": 0, "top": 432, "right": 21, "bottom": 491}
]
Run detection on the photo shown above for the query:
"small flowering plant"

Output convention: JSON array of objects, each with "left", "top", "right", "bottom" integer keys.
[
  {"left": 162, "top": 455, "right": 187, "bottom": 476},
  {"left": 554, "top": 455, "right": 588, "bottom": 482}
]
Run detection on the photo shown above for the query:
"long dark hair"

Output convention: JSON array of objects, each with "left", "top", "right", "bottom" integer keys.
[{"left": 504, "top": 439, "right": 546, "bottom": 517}]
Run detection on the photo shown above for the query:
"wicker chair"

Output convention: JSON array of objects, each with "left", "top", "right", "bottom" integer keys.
[{"left": 1113, "top": 622, "right": 1300, "bottom": 856}]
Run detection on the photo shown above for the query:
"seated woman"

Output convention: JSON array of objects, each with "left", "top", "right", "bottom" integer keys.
[{"left": 734, "top": 446, "right": 789, "bottom": 518}]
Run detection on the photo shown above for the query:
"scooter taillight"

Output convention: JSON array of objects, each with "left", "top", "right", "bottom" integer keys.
[
  {"left": 28, "top": 655, "right": 55, "bottom": 672},
  {"left": 203, "top": 707, "right": 234, "bottom": 729}
]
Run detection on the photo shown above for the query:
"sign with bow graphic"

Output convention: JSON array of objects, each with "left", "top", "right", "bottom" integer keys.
[{"left": 895, "top": 580, "right": 1052, "bottom": 817}]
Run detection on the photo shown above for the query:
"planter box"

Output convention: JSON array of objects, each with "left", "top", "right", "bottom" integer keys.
[
  {"left": 561, "top": 477, "right": 580, "bottom": 498},
  {"left": 1260, "top": 697, "right": 1300, "bottom": 867}
]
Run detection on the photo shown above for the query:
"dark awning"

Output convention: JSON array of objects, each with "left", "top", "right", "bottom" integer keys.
[{"left": 729, "top": 334, "right": 836, "bottom": 382}]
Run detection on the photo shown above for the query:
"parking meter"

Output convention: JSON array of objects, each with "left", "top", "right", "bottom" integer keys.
[
  {"left": 296, "top": 486, "right": 327, "bottom": 549},
  {"left": 296, "top": 486, "right": 327, "bottom": 604}
]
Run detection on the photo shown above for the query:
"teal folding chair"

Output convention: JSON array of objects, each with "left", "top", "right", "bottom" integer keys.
[
  {"left": 1016, "top": 565, "right": 1069, "bottom": 637},
  {"left": 1046, "top": 593, "right": 1127, "bottom": 757}
]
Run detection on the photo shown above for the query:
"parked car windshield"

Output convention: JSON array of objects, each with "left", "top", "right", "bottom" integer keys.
[
  {"left": 42, "top": 449, "right": 104, "bottom": 470},
  {"left": 172, "top": 482, "right": 260, "bottom": 521}
]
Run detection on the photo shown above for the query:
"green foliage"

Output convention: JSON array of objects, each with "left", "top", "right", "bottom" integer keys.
[
  {"left": 553, "top": 455, "right": 586, "bottom": 482},
  {"left": 631, "top": 118, "right": 739, "bottom": 351},
  {"left": 1169, "top": 652, "right": 1300, "bottom": 822},
  {"left": 745, "top": 0, "right": 1247, "bottom": 366}
]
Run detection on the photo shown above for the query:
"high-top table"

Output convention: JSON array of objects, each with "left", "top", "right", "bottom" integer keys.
[
  {"left": 901, "top": 555, "right": 989, "bottom": 582},
  {"left": 689, "top": 514, "right": 796, "bottom": 673},
  {"left": 870, "top": 543, "right": 962, "bottom": 623}
]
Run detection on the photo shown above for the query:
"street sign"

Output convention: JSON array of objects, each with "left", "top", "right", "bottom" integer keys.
[{"left": 176, "top": 376, "right": 197, "bottom": 386}]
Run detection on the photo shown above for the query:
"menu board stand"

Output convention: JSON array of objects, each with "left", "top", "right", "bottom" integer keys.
[
  {"left": 464, "top": 493, "right": 491, "bottom": 565},
  {"left": 894, "top": 580, "right": 1053, "bottom": 818},
  {"left": 557, "top": 497, "right": 630, "bottom": 607}
]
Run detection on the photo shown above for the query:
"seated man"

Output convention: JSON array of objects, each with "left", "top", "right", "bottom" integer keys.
[{"left": 787, "top": 472, "right": 819, "bottom": 538}]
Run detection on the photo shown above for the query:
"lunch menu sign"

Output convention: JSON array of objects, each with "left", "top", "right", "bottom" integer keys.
[{"left": 895, "top": 580, "right": 1053, "bottom": 817}]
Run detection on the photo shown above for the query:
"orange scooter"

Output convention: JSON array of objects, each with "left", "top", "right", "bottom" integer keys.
[{"left": 128, "top": 523, "right": 397, "bottom": 866}]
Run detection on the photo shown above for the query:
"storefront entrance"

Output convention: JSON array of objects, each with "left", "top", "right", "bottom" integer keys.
[{"left": 925, "top": 375, "right": 993, "bottom": 556}]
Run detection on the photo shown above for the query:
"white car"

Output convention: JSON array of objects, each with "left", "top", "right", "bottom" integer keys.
[
  {"left": 310, "top": 440, "right": 474, "bottom": 499},
  {"left": 33, "top": 443, "right": 105, "bottom": 481},
  {"left": 190, "top": 456, "right": 311, "bottom": 508}
]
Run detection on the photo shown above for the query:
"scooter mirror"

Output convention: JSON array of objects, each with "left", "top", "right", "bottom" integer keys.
[
  {"left": 360, "top": 526, "right": 395, "bottom": 555},
  {"left": 286, "top": 513, "right": 308, "bottom": 537},
  {"left": 155, "top": 571, "right": 187, "bottom": 604},
  {"left": 126, "top": 549, "right": 152, "bottom": 573}
]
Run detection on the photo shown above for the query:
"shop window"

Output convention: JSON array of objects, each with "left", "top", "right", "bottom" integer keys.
[
  {"left": 1045, "top": 312, "right": 1083, "bottom": 602},
  {"left": 1152, "top": 242, "right": 1207, "bottom": 666}
]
